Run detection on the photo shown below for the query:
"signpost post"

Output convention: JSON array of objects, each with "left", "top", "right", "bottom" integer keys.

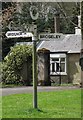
[
  {"left": 32, "top": 36, "right": 37, "bottom": 108},
  {"left": 6, "top": 31, "right": 37, "bottom": 109},
  {"left": 29, "top": 5, "right": 39, "bottom": 109}
]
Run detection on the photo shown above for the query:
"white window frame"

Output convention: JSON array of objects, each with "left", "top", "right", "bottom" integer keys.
[{"left": 50, "top": 54, "right": 67, "bottom": 75}]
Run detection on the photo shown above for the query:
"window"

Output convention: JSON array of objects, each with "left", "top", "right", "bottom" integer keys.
[{"left": 50, "top": 54, "right": 67, "bottom": 75}]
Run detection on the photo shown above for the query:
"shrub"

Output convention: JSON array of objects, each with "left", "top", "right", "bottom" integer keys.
[{"left": 2, "top": 44, "right": 32, "bottom": 85}]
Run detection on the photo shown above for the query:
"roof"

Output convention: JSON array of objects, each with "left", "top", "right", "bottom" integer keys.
[{"left": 37, "top": 34, "right": 81, "bottom": 53}]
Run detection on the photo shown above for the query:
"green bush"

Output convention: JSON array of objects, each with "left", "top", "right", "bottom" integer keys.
[{"left": 2, "top": 44, "right": 32, "bottom": 85}]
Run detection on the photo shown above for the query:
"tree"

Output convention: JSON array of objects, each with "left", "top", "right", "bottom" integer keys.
[
  {"left": 2, "top": 44, "right": 32, "bottom": 85},
  {"left": 2, "top": 2, "right": 17, "bottom": 59},
  {"left": 2, "top": 2, "right": 80, "bottom": 59},
  {"left": 57, "top": 2, "right": 80, "bottom": 33}
]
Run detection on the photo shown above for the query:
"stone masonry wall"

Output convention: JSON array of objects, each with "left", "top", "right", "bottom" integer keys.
[
  {"left": 68, "top": 53, "right": 81, "bottom": 85},
  {"left": 37, "top": 48, "right": 51, "bottom": 86}
]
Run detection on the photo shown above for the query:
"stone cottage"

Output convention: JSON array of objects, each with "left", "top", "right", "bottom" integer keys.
[{"left": 37, "top": 16, "right": 81, "bottom": 85}]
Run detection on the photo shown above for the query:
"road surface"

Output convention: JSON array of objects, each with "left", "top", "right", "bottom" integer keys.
[{"left": 1, "top": 86, "right": 81, "bottom": 96}]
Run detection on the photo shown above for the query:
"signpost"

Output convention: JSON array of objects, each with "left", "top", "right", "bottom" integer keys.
[
  {"left": 6, "top": 31, "right": 37, "bottom": 109},
  {"left": 29, "top": 5, "right": 39, "bottom": 108},
  {"left": 39, "top": 33, "right": 64, "bottom": 40},
  {"left": 6, "top": 31, "right": 33, "bottom": 38},
  {"left": 6, "top": 4, "right": 38, "bottom": 109}
]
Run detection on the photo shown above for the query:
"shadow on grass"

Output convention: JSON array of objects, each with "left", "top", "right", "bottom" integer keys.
[{"left": 25, "top": 108, "right": 47, "bottom": 114}]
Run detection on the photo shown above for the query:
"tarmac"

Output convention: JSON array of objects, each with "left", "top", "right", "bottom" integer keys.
[{"left": 1, "top": 86, "right": 81, "bottom": 96}]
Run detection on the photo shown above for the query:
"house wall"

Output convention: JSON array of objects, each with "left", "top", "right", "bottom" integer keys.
[
  {"left": 37, "top": 52, "right": 81, "bottom": 85},
  {"left": 68, "top": 53, "right": 81, "bottom": 85},
  {"left": 37, "top": 48, "right": 51, "bottom": 86},
  {"left": 51, "top": 53, "right": 81, "bottom": 85},
  {"left": 50, "top": 75, "right": 68, "bottom": 84},
  {"left": 20, "top": 58, "right": 32, "bottom": 85}
]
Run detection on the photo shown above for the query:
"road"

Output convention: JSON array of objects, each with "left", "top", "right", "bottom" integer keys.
[{"left": 1, "top": 86, "right": 80, "bottom": 96}]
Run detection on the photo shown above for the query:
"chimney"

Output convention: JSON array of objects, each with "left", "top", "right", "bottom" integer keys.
[
  {"left": 54, "top": 13, "right": 60, "bottom": 33},
  {"left": 75, "top": 15, "right": 81, "bottom": 35}
]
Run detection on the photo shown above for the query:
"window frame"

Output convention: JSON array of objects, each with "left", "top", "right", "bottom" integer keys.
[{"left": 50, "top": 54, "right": 67, "bottom": 75}]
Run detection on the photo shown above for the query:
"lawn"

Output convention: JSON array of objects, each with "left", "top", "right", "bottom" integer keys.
[{"left": 2, "top": 89, "right": 81, "bottom": 118}]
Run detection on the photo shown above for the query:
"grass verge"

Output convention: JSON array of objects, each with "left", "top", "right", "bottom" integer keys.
[{"left": 2, "top": 89, "right": 81, "bottom": 118}]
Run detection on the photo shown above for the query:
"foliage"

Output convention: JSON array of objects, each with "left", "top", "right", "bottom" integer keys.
[
  {"left": 3, "top": 2, "right": 79, "bottom": 34},
  {"left": 2, "top": 44, "right": 32, "bottom": 85},
  {"left": 2, "top": 2, "right": 80, "bottom": 58},
  {"left": 59, "top": 2, "right": 80, "bottom": 34},
  {"left": 2, "top": 89, "right": 81, "bottom": 118},
  {"left": 2, "top": 2, "right": 17, "bottom": 59},
  {"left": 21, "top": 2, "right": 80, "bottom": 34}
]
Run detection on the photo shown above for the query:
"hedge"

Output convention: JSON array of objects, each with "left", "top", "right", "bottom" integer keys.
[{"left": 2, "top": 44, "right": 32, "bottom": 85}]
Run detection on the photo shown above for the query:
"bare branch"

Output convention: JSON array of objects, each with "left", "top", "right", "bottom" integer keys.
[{"left": 56, "top": 2, "right": 80, "bottom": 29}]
